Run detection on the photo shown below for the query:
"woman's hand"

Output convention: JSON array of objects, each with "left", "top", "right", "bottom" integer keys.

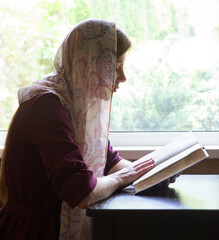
[
  {"left": 155, "top": 171, "right": 183, "bottom": 189},
  {"left": 112, "top": 158, "right": 156, "bottom": 189},
  {"left": 166, "top": 171, "right": 183, "bottom": 185},
  {"left": 77, "top": 158, "right": 156, "bottom": 208}
]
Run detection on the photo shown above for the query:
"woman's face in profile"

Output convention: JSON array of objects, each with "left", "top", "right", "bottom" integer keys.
[{"left": 113, "top": 52, "right": 127, "bottom": 93}]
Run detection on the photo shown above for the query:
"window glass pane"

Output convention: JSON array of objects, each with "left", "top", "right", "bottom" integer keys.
[
  {"left": 0, "top": 0, "right": 219, "bottom": 131},
  {"left": 110, "top": 0, "right": 219, "bottom": 131}
]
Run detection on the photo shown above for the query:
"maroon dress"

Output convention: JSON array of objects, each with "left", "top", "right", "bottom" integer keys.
[{"left": 0, "top": 93, "right": 121, "bottom": 240}]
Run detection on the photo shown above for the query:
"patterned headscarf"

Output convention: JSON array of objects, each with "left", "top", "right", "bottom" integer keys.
[{"left": 18, "top": 19, "right": 117, "bottom": 239}]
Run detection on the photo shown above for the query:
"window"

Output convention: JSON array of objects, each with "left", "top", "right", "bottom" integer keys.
[
  {"left": 0, "top": 0, "right": 219, "bottom": 135},
  {"left": 110, "top": 1, "right": 219, "bottom": 131}
]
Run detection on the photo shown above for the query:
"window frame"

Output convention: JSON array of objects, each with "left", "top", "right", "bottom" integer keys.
[
  {"left": 109, "top": 131, "right": 219, "bottom": 160},
  {"left": 1, "top": 130, "right": 219, "bottom": 159}
]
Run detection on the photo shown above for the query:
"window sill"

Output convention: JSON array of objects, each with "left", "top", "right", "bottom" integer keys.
[
  {"left": 1, "top": 144, "right": 218, "bottom": 160},
  {"left": 0, "top": 131, "right": 219, "bottom": 160},
  {"left": 109, "top": 131, "right": 219, "bottom": 160},
  {"left": 112, "top": 145, "right": 219, "bottom": 160}
]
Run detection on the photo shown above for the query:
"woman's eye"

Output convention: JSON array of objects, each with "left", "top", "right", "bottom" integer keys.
[{"left": 116, "top": 63, "right": 123, "bottom": 71}]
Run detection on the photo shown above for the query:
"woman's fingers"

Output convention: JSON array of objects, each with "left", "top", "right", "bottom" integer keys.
[
  {"left": 135, "top": 159, "right": 156, "bottom": 177},
  {"left": 133, "top": 158, "right": 155, "bottom": 170},
  {"left": 115, "top": 158, "right": 156, "bottom": 189}
]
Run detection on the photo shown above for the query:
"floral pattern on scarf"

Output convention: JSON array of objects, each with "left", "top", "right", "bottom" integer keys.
[{"left": 18, "top": 19, "right": 117, "bottom": 240}]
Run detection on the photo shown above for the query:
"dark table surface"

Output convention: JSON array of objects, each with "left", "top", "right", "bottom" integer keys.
[
  {"left": 87, "top": 175, "right": 219, "bottom": 213},
  {"left": 87, "top": 175, "right": 219, "bottom": 240}
]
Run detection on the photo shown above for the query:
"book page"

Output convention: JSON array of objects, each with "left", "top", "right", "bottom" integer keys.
[
  {"left": 134, "top": 144, "right": 201, "bottom": 185},
  {"left": 133, "top": 145, "right": 208, "bottom": 193},
  {"left": 135, "top": 132, "right": 199, "bottom": 166}
]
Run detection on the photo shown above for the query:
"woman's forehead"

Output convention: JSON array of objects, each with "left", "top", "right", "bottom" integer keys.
[{"left": 117, "top": 52, "right": 127, "bottom": 64}]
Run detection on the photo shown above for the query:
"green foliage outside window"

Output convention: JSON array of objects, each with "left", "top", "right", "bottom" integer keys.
[{"left": 0, "top": 0, "right": 219, "bottom": 131}]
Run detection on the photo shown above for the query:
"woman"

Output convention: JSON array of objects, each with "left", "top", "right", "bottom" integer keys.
[{"left": 0, "top": 19, "right": 155, "bottom": 239}]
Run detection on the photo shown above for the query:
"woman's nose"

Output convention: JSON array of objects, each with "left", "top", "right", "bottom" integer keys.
[{"left": 118, "top": 69, "right": 126, "bottom": 82}]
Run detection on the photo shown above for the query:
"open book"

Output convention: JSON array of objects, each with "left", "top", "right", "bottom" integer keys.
[{"left": 133, "top": 132, "right": 209, "bottom": 193}]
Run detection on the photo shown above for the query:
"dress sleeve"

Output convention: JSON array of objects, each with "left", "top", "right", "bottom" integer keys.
[
  {"left": 29, "top": 93, "right": 97, "bottom": 209},
  {"left": 104, "top": 140, "right": 122, "bottom": 176}
]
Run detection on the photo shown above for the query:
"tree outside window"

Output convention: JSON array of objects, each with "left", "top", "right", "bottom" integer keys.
[{"left": 0, "top": 0, "right": 219, "bottom": 131}]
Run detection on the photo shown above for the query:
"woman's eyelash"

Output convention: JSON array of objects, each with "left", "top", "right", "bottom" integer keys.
[{"left": 116, "top": 63, "right": 123, "bottom": 70}]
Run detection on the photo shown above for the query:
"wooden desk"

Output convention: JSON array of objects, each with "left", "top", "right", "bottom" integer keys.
[{"left": 87, "top": 175, "right": 219, "bottom": 240}]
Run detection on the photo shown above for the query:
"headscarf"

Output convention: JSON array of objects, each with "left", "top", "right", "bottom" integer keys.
[{"left": 18, "top": 19, "right": 117, "bottom": 239}]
